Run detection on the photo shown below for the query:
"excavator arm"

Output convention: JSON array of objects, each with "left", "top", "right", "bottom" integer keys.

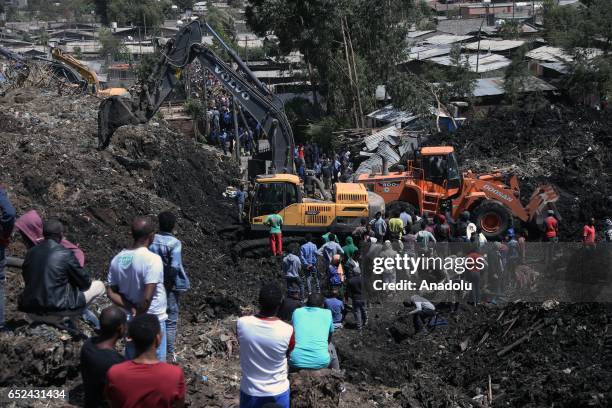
[
  {"left": 97, "top": 20, "right": 295, "bottom": 174},
  {"left": 51, "top": 47, "right": 99, "bottom": 89}
]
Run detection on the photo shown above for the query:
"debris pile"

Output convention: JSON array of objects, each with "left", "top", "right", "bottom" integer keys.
[{"left": 335, "top": 301, "right": 612, "bottom": 407}]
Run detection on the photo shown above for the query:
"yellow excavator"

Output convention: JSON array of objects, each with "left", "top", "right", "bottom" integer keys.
[{"left": 51, "top": 47, "right": 128, "bottom": 97}]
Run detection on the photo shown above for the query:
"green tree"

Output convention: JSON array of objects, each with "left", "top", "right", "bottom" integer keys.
[
  {"left": 94, "top": 0, "right": 109, "bottom": 25},
  {"left": 498, "top": 20, "right": 520, "bottom": 40},
  {"left": 99, "top": 27, "right": 121, "bottom": 59},
  {"left": 543, "top": 0, "right": 612, "bottom": 102},
  {"left": 107, "top": 0, "right": 164, "bottom": 29},
  {"left": 246, "top": 0, "right": 343, "bottom": 109},
  {"left": 503, "top": 45, "right": 530, "bottom": 106}
]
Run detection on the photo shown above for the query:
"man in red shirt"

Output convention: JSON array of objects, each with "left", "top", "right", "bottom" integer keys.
[
  {"left": 544, "top": 210, "right": 559, "bottom": 273},
  {"left": 105, "top": 314, "right": 185, "bottom": 408},
  {"left": 582, "top": 218, "right": 596, "bottom": 247}
]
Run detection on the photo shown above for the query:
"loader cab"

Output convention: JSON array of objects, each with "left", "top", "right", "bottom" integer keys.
[
  {"left": 418, "top": 147, "right": 461, "bottom": 190},
  {"left": 250, "top": 174, "right": 302, "bottom": 218}
]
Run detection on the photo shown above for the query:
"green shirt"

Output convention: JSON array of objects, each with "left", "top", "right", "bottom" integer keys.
[{"left": 265, "top": 214, "right": 283, "bottom": 234}]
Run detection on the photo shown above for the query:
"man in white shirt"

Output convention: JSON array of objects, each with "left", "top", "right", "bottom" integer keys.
[
  {"left": 107, "top": 216, "right": 168, "bottom": 361},
  {"left": 237, "top": 283, "right": 293, "bottom": 408}
]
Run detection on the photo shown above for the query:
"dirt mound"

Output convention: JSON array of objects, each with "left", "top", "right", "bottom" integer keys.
[
  {"left": 426, "top": 105, "right": 612, "bottom": 239},
  {"left": 335, "top": 301, "right": 612, "bottom": 407},
  {"left": 289, "top": 369, "right": 344, "bottom": 408}
]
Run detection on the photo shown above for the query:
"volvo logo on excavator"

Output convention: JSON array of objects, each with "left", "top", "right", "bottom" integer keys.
[
  {"left": 482, "top": 184, "right": 514, "bottom": 203},
  {"left": 214, "top": 65, "right": 250, "bottom": 101}
]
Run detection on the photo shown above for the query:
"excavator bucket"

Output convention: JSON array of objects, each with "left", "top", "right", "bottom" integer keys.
[{"left": 97, "top": 96, "right": 145, "bottom": 149}]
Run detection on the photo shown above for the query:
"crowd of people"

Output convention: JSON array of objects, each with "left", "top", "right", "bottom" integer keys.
[{"left": 0, "top": 176, "right": 611, "bottom": 408}]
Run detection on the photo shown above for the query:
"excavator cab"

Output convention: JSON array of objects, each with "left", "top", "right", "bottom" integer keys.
[
  {"left": 250, "top": 175, "right": 301, "bottom": 218},
  {"left": 417, "top": 147, "right": 461, "bottom": 190}
]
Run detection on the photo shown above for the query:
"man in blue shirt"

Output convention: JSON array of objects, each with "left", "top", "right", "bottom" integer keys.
[
  {"left": 149, "top": 211, "right": 190, "bottom": 363},
  {"left": 324, "top": 288, "right": 344, "bottom": 329},
  {"left": 317, "top": 234, "right": 344, "bottom": 276},
  {"left": 235, "top": 185, "right": 247, "bottom": 224},
  {"left": 0, "top": 186, "right": 16, "bottom": 330},
  {"left": 282, "top": 244, "right": 303, "bottom": 299},
  {"left": 289, "top": 294, "right": 339, "bottom": 370},
  {"left": 299, "top": 234, "right": 319, "bottom": 295}
]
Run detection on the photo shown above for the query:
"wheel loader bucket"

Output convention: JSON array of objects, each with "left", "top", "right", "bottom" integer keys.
[{"left": 527, "top": 184, "right": 561, "bottom": 229}]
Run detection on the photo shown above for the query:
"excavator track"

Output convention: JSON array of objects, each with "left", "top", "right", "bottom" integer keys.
[{"left": 232, "top": 236, "right": 304, "bottom": 259}]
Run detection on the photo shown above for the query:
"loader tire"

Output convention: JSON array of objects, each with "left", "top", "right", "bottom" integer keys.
[{"left": 473, "top": 200, "right": 512, "bottom": 240}]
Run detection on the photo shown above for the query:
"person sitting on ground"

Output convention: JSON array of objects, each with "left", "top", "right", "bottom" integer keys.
[
  {"left": 18, "top": 219, "right": 105, "bottom": 322},
  {"left": 105, "top": 314, "right": 185, "bottom": 408},
  {"left": 237, "top": 284, "right": 293, "bottom": 408},
  {"left": 107, "top": 216, "right": 168, "bottom": 361},
  {"left": 407, "top": 295, "right": 435, "bottom": 334},
  {"left": 282, "top": 243, "right": 303, "bottom": 299},
  {"left": 148, "top": 211, "right": 190, "bottom": 363},
  {"left": 289, "top": 293, "right": 339, "bottom": 370},
  {"left": 80, "top": 306, "right": 127, "bottom": 408},
  {"left": 324, "top": 288, "right": 345, "bottom": 329},
  {"left": 277, "top": 283, "right": 302, "bottom": 323},
  {"left": 15, "top": 210, "right": 100, "bottom": 327}
]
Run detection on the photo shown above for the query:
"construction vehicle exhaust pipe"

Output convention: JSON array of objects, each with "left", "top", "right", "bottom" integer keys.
[{"left": 382, "top": 156, "right": 389, "bottom": 175}]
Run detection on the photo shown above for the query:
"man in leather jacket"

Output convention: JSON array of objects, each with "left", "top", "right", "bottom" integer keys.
[{"left": 19, "top": 219, "right": 105, "bottom": 318}]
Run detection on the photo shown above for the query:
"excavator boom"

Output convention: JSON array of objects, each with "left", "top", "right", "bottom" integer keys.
[
  {"left": 51, "top": 47, "right": 99, "bottom": 88},
  {"left": 97, "top": 20, "right": 295, "bottom": 174}
]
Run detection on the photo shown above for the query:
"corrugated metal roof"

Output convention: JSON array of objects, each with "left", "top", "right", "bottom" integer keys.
[
  {"left": 407, "top": 30, "right": 435, "bottom": 38},
  {"left": 428, "top": 53, "right": 511, "bottom": 73},
  {"left": 539, "top": 62, "right": 569, "bottom": 74},
  {"left": 366, "top": 104, "right": 418, "bottom": 125},
  {"left": 464, "top": 39, "right": 525, "bottom": 52},
  {"left": 525, "top": 46, "right": 570, "bottom": 62},
  {"left": 407, "top": 44, "right": 452, "bottom": 61},
  {"left": 437, "top": 18, "right": 495, "bottom": 36},
  {"left": 363, "top": 126, "right": 400, "bottom": 152},
  {"left": 425, "top": 34, "right": 475, "bottom": 45},
  {"left": 473, "top": 76, "right": 556, "bottom": 97}
]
